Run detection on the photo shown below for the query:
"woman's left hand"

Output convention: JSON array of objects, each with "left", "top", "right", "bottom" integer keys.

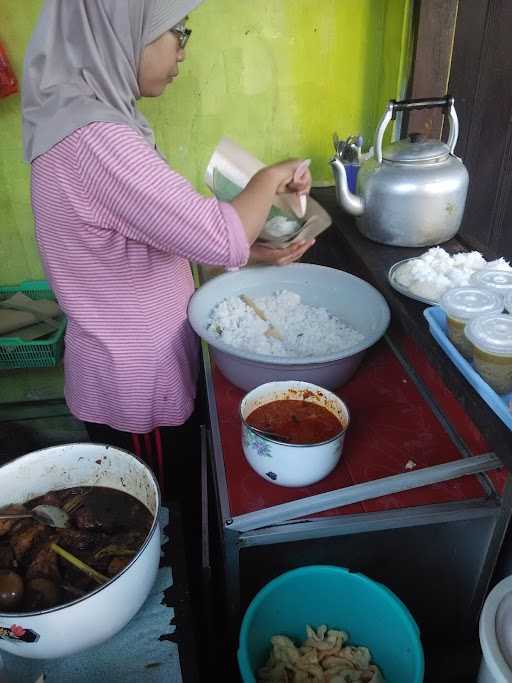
[{"left": 249, "top": 239, "right": 315, "bottom": 266}]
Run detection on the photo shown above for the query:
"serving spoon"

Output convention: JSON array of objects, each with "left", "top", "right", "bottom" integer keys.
[
  {"left": 239, "top": 294, "right": 283, "bottom": 341},
  {"left": 247, "top": 425, "right": 291, "bottom": 443},
  {"left": 0, "top": 504, "right": 69, "bottom": 529}
]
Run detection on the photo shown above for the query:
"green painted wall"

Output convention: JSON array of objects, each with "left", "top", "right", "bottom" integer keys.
[{"left": 0, "top": 0, "right": 412, "bottom": 284}]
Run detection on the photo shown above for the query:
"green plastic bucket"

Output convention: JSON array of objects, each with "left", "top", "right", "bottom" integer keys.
[{"left": 238, "top": 565, "right": 424, "bottom": 682}]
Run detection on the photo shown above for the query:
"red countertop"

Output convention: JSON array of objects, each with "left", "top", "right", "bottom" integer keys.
[{"left": 212, "top": 336, "right": 506, "bottom": 519}]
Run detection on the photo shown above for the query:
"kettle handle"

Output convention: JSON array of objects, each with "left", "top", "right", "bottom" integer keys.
[{"left": 374, "top": 94, "right": 459, "bottom": 163}]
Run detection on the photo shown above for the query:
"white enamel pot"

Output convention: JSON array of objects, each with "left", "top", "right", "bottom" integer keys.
[
  {"left": 240, "top": 381, "right": 350, "bottom": 487},
  {"left": 0, "top": 443, "right": 161, "bottom": 659}
]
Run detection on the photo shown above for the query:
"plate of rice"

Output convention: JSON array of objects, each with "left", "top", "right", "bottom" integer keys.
[{"left": 388, "top": 247, "right": 512, "bottom": 305}]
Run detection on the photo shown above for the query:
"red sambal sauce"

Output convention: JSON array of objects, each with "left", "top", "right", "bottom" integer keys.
[{"left": 246, "top": 399, "right": 343, "bottom": 445}]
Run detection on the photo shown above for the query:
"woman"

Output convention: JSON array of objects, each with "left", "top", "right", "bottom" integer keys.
[{"left": 21, "top": 0, "right": 312, "bottom": 490}]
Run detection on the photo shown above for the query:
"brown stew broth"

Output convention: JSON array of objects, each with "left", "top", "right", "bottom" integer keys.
[
  {"left": 0, "top": 486, "right": 152, "bottom": 613},
  {"left": 247, "top": 399, "right": 342, "bottom": 444}
]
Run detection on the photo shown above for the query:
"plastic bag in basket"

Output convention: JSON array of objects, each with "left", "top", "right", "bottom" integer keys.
[{"left": 0, "top": 42, "right": 18, "bottom": 99}]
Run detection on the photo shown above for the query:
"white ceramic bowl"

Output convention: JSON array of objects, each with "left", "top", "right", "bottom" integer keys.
[
  {"left": 188, "top": 263, "right": 390, "bottom": 391},
  {"left": 0, "top": 443, "right": 160, "bottom": 659},
  {"left": 240, "top": 381, "right": 349, "bottom": 487}
]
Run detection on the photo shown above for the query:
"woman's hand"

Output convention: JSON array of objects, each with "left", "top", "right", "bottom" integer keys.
[
  {"left": 231, "top": 159, "right": 313, "bottom": 244},
  {"left": 249, "top": 239, "right": 315, "bottom": 266},
  {"left": 269, "top": 158, "right": 312, "bottom": 196}
]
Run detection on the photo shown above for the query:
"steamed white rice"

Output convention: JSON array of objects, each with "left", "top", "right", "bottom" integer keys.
[
  {"left": 261, "top": 216, "right": 300, "bottom": 240},
  {"left": 208, "top": 290, "right": 364, "bottom": 357},
  {"left": 394, "top": 247, "right": 512, "bottom": 301}
]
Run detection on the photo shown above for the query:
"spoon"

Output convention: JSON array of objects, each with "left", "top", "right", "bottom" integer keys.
[
  {"left": 0, "top": 504, "right": 69, "bottom": 529},
  {"left": 248, "top": 425, "right": 291, "bottom": 443},
  {"left": 333, "top": 132, "right": 347, "bottom": 160},
  {"left": 240, "top": 294, "right": 283, "bottom": 341},
  {"left": 333, "top": 131, "right": 340, "bottom": 155}
]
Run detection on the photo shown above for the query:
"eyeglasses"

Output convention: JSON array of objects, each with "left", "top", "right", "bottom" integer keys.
[{"left": 171, "top": 22, "right": 191, "bottom": 49}]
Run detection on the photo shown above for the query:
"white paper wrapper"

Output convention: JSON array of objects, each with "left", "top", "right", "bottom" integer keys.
[{"left": 205, "top": 137, "right": 332, "bottom": 249}]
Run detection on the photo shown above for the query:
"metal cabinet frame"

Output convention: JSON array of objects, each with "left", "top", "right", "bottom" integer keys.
[{"left": 201, "top": 335, "right": 512, "bottom": 646}]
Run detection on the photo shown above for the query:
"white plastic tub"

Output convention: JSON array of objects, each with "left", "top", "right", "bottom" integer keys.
[{"left": 478, "top": 575, "right": 512, "bottom": 682}]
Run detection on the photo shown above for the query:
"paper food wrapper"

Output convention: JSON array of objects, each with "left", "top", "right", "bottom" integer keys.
[
  {"left": 0, "top": 292, "right": 62, "bottom": 340},
  {"left": 205, "top": 137, "right": 331, "bottom": 249}
]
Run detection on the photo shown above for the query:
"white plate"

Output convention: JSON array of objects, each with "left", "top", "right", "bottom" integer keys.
[{"left": 388, "top": 258, "right": 439, "bottom": 306}]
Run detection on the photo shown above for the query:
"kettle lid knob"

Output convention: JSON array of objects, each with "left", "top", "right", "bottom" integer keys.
[{"left": 409, "top": 132, "right": 426, "bottom": 143}]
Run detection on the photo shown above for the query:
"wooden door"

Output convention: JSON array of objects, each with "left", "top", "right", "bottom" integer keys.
[
  {"left": 447, "top": 0, "right": 512, "bottom": 259},
  {"left": 406, "top": 0, "right": 512, "bottom": 260}
]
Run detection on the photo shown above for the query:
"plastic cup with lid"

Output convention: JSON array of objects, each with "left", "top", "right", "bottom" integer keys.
[
  {"left": 505, "top": 290, "right": 512, "bottom": 314},
  {"left": 470, "top": 269, "right": 512, "bottom": 299},
  {"left": 439, "top": 286, "right": 504, "bottom": 359},
  {"left": 465, "top": 313, "right": 512, "bottom": 394}
]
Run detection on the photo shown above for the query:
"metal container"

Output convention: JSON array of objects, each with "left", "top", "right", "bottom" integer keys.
[
  {"left": 187, "top": 263, "right": 390, "bottom": 391},
  {"left": 0, "top": 443, "right": 161, "bottom": 659},
  {"left": 330, "top": 96, "right": 469, "bottom": 247}
]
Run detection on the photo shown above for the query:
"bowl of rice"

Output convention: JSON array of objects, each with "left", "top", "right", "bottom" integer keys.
[{"left": 188, "top": 263, "right": 390, "bottom": 391}]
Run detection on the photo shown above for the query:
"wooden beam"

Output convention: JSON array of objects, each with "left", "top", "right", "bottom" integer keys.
[{"left": 407, "top": 0, "right": 459, "bottom": 138}]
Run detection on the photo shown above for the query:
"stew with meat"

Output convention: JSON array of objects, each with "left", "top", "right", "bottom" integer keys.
[{"left": 0, "top": 487, "right": 152, "bottom": 613}]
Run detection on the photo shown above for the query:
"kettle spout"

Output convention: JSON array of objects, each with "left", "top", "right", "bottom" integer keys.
[{"left": 329, "top": 157, "right": 365, "bottom": 216}]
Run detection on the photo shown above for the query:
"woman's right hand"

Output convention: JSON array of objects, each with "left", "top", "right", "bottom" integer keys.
[{"left": 264, "top": 158, "right": 312, "bottom": 196}]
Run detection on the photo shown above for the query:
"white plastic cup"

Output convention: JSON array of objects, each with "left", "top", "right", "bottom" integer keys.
[
  {"left": 471, "top": 269, "right": 512, "bottom": 299},
  {"left": 504, "top": 291, "right": 512, "bottom": 315},
  {"left": 439, "top": 287, "right": 503, "bottom": 359},
  {"left": 465, "top": 314, "right": 512, "bottom": 394},
  {"left": 478, "top": 575, "right": 512, "bottom": 682}
]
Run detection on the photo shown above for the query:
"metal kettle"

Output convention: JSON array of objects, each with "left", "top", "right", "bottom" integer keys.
[{"left": 330, "top": 96, "right": 469, "bottom": 247}]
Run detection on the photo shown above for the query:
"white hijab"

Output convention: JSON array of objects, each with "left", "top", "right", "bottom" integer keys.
[{"left": 22, "top": 0, "right": 203, "bottom": 162}]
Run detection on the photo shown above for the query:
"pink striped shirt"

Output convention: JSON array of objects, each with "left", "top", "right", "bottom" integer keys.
[{"left": 31, "top": 122, "right": 249, "bottom": 432}]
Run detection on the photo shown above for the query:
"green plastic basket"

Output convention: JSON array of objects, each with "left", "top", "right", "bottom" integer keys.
[{"left": 0, "top": 280, "right": 66, "bottom": 369}]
